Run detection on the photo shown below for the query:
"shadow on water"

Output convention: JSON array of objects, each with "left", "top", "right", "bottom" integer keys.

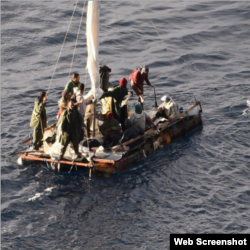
[{"left": 115, "top": 125, "right": 204, "bottom": 178}]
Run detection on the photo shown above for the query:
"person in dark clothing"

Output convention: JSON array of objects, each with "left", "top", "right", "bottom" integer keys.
[
  {"left": 30, "top": 91, "right": 48, "bottom": 150},
  {"left": 64, "top": 73, "right": 81, "bottom": 97},
  {"left": 120, "top": 118, "right": 144, "bottom": 149},
  {"left": 100, "top": 77, "right": 129, "bottom": 131},
  {"left": 60, "top": 99, "right": 85, "bottom": 159},
  {"left": 99, "top": 111, "right": 122, "bottom": 148},
  {"left": 99, "top": 65, "right": 111, "bottom": 92},
  {"left": 57, "top": 90, "right": 70, "bottom": 119}
]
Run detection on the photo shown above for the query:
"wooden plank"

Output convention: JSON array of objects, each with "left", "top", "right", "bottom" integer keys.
[
  {"left": 92, "top": 158, "right": 115, "bottom": 164},
  {"left": 20, "top": 154, "right": 93, "bottom": 167},
  {"left": 21, "top": 123, "right": 57, "bottom": 144},
  {"left": 9, "top": 150, "right": 44, "bottom": 156}
]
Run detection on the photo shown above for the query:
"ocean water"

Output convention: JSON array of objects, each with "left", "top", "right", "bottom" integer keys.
[{"left": 1, "top": 1, "right": 250, "bottom": 249}]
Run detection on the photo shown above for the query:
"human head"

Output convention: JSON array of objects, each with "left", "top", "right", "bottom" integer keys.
[
  {"left": 68, "top": 98, "right": 75, "bottom": 110},
  {"left": 72, "top": 73, "right": 80, "bottom": 83},
  {"left": 161, "top": 95, "right": 171, "bottom": 103},
  {"left": 119, "top": 77, "right": 127, "bottom": 87},
  {"left": 106, "top": 111, "right": 113, "bottom": 121},
  {"left": 78, "top": 83, "right": 85, "bottom": 93},
  {"left": 141, "top": 65, "right": 149, "bottom": 74},
  {"left": 135, "top": 103, "right": 143, "bottom": 114},
  {"left": 62, "top": 90, "right": 70, "bottom": 100},
  {"left": 39, "top": 91, "right": 47, "bottom": 103},
  {"left": 124, "top": 118, "right": 133, "bottom": 129}
]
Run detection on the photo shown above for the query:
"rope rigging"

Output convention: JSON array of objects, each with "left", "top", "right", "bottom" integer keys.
[
  {"left": 68, "top": 1, "right": 87, "bottom": 78},
  {"left": 113, "top": 1, "right": 129, "bottom": 72},
  {"left": 47, "top": 0, "right": 88, "bottom": 95},
  {"left": 47, "top": 0, "right": 79, "bottom": 95},
  {"left": 139, "top": 1, "right": 168, "bottom": 54}
]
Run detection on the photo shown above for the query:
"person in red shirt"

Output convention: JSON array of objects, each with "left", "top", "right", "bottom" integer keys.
[{"left": 129, "top": 65, "right": 152, "bottom": 108}]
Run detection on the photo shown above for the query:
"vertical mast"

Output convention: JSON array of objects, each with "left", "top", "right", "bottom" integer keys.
[{"left": 86, "top": 1, "right": 101, "bottom": 136}]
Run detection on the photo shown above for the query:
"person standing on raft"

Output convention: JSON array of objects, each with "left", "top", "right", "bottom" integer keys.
[
  {"left": 100, "top": 77, "right": 129, "bottom": 131},
  {"left": 30, "top": 91, "right": 48, "bottom": 150},
  {"left": 129, "top": 65, "right": 152, "bottom": 108}
]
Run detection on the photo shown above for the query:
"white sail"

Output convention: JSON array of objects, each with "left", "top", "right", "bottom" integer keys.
[{"left": 85, "top": 1, "right": 102, "bottom": 100}]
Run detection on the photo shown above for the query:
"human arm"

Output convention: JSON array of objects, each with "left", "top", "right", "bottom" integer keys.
[
  {"left": 64, "top": 82, "right": 71, "bottom": 95},
  {"left": 75, "top": 95, "right": 85, "bottom": 105},
  {"left": 146, "top": 113, "right": 157, "bottom": 129},
  {"left": 144, "top": 75, "right": 152, "bottom": 86},
  {"left": 100, "top": 90, "right": 114, "bottom": 99}
]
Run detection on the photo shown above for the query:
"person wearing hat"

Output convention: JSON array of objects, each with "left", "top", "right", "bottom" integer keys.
[
  {"left": 129, "top": 103, "right": 156, "bottom": 131},
  {"left": 152, "top": 95, "right": 180, "bottom": 122},
  {"left": 99, "top": 111, "right": 122, "bottom": 147},
  {"left": 129, "top": 65, "right": 152, "bottom": 107},
  {"left": 100, "top": 77, "right": 130, "bottom": 131}
]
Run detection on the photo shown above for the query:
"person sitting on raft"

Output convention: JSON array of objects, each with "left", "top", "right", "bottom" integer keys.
[
  {"left": 152, "top": 95, "right": 180, "bottom": 123},
  {"left": 99, "top": 111, "right": 122, "bottom": 148},
  {"left": 129, "top": 103, "right": 156, "bottom": 131},
  {"left": 120, "top": 118, "right": 144, "bottom": 149}
]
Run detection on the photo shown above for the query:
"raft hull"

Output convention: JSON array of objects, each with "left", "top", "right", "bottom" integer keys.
[
  {"left": 93, "top": 113, "right": 202, "bottom": 176},
  {"left": 19, "top": 113, "right": 202, "bottom": 176}
]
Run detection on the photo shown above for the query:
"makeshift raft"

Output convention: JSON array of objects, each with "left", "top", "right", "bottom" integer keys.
[{"left": 18, "top": 101, "right": 202, "bottom": 177}]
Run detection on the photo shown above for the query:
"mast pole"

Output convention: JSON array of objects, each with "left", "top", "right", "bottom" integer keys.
[
  {"left": 93, "top": 100, "right": 96, "bottom": 137},
  {"left": 86, "top": 1, "right": 100, "bottom": 137}
]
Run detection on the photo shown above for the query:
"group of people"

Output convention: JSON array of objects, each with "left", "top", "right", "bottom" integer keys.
[{"left": 30, "top": 66, "right": 181, "bottom": 160}]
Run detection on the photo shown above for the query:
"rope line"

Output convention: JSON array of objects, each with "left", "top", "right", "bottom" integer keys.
[
  {"left": 114, "top": 1, "right": 129, "bottom": 72},
  {"left": 139, "top": 1, "right": 168, "bottom": 53},
  {"left": 68, "top": 1, "right": 87, "bottom": 78},
  {"left": 47, "top": 0, "right": 79, "bottom": 95}
]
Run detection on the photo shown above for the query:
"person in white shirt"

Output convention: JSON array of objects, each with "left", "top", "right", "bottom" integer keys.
[
  {"left": 129, "top": 103, "right": 156, "bottom": 131},
  {"left": 152, "top": 95, "right": 180, "bottom": 122},
  {"left": 75, "top": 83, "right": 93, "bottom": 139}
]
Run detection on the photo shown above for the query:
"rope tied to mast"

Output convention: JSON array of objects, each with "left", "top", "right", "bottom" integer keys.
[
  {"left": 46, "top": 0, "right": 79, "bottom": 95},
  {"left": 47, "top": 0, "right": 87, "bottom": 95},
  {"left": 68, "top": 1, "right": 87, "bottom": 78}
]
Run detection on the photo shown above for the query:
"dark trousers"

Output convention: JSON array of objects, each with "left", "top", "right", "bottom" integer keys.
[
  {"left": 33, "top": 126, "right": 43, "bottom": 150},
  {"left": 60, "top": 133, "right": 79, "bottom": 158}
]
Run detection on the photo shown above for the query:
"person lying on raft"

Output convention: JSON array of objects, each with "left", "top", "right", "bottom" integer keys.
[
  {"left": 129, "top": 103, "right": 157, "bottom": 131},
  {"left": 119, "top": 118, "right": 144, "bottom": 150},
  {"left": 152, "top": 95, "right": 180, "bottom": 123},
  {"left": 99, "top": 111, "right": 123, "bottom": 148}
]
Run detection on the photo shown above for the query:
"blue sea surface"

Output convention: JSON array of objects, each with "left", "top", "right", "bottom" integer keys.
[{"left": 1, "top": 1, "right": 250, "bottom": 249}]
